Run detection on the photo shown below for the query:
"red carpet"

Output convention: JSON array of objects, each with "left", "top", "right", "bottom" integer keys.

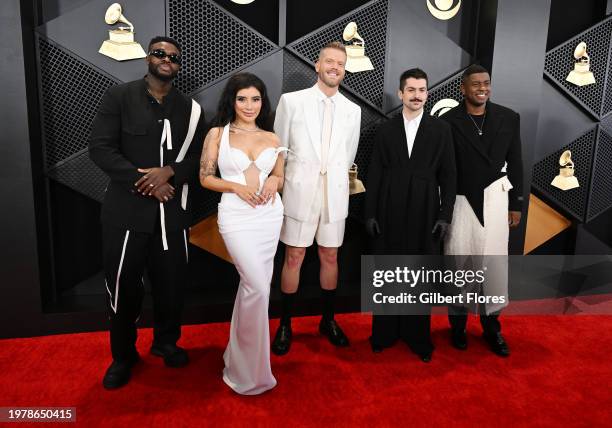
[{"left": 1, "top": 314, "right": 611, "bottom": 427}]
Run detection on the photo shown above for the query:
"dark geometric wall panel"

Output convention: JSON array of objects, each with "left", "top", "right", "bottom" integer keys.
[
  {"left": 424, "top": 70, "right": 464, "bottom": 115},
  {"left": 603, "top": 69, "right": 612, "bottom": 118},
  {"left": 532, "top": 127, "right": 597, "bottom": 221},
  {"left": 38, "top": 37, "right": 119, "bottom": 170},
  {"left": 282, "top": 51, "right": 317, "bottom": 93},
  {"left": 587, "top": 128, "right": 612, "bottom": 221},
  {"left": 168, "top": 0, "right": 277, "bottom": 95},
  {"left": 544, "top": 16, "right": 612, "bottom": 119},
  {"left": 535, "top": 80, "right": 597, "bottom": 161},
  {"left": 287, "top": 0, "right": 389, "bottom": 111},
  {"left": 46, "top": 150, "right": 109, "bottom": 202}
]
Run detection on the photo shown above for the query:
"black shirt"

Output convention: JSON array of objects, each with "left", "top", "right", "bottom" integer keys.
[{"left": 88, "top": 78, "right": 206, "bottom": 233}]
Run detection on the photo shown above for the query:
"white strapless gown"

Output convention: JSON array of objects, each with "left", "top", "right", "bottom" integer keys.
[{"left": 217, "top": 124, "right": 285, "bottom": 395}]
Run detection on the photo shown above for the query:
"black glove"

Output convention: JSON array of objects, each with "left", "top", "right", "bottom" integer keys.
[
  {"left": 365, "top": 218, "right": 381, "bottom": 237},
  {"left": 431, "top": 220, "right": 450, "bottom": 241}
]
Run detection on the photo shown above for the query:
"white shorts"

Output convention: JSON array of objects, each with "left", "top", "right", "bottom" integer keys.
[{"left": 280, "top": 174, "right": 346, "bottom": 248}]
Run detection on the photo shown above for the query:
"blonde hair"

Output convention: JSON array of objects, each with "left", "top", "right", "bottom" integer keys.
[{"left": 318, "top": 41, "right": 347, "bottom": 59}]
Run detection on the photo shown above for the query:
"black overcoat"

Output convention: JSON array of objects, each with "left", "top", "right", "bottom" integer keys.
[
  {"left": 440, "top": 100, "right": 523, "bottom": 225},
  {"left": 88, "top": 79, "right": 206, "bottom": 233},
  {"left": 364, "top": 113, "right": 456, "bottom": 255}
]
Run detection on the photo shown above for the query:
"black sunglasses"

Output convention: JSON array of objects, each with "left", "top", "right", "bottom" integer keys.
[{"left": 148, "top": 49, "right": 182, "bottom": 65}]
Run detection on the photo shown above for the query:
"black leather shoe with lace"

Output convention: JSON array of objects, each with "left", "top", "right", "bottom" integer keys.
[{"left": 319, "top": 319, "right": 350, "bottom": 347}]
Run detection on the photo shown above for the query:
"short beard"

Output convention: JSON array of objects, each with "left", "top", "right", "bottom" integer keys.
[
  {"left": 318, "top": 71, "right": 342, "bottom": 88},
  {"left": 148, "top": 63, "right": 177, "bottom": 82}
]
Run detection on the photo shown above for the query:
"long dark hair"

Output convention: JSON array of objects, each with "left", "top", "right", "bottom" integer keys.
[{"left": 210, "top": 72, "right": 272, "bottom": 131}]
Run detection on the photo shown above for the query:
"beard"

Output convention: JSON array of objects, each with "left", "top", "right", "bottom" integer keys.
[
  {"left": 148, "top": 62, "right": 178, "bottom": 82},
  {"left": 318, "top": 70, "right": 343, "bottom": 88}
]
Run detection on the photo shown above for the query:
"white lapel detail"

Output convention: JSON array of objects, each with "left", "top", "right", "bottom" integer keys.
[
  {"left": 304, "top": 87, "right": 321, "bottom": 160},
  {"left": 328, "top": 95, "right": 347, "bottom": 159}
]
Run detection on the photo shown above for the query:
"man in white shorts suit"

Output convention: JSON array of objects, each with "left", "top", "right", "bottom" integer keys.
[{"left": 271, "top": 41, "right": 361, "bottom": 355}]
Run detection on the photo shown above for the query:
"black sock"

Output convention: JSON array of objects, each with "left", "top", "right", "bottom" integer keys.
[
  {"left": 280, "top": 291, "right": 295, "bottom": 327},
  {"left": 321, "top": 288, "right": 336, "bottom": 322}
]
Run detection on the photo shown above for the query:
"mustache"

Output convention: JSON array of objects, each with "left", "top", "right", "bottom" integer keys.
[{"left": 409, "top": 98, "right": 423, "bottom": 102}]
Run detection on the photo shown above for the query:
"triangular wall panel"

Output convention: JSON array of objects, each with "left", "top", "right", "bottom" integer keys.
[
  {"left": 168, "top": 0, "right": 278, "bottom": 95},
  {"left": 38, "top": 36, "right": 119, "bottom": 170},
  {"left": 544, "top": 16, "right": 612, "bottom": 120},
  {"left": 532, "top": 127, "right": 597, "bottom": 222}
]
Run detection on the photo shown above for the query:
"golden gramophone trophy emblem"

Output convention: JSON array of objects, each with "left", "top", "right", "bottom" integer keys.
[
  {"left": 349, "top": 163, "right": 366, "bottom": 195},
  {"left": 99, "top": 3, "right": 147, "bottom": 61},
  {"left": 342, "top": 22, "right": 374, "bottom": 73},
  {"left": 551, "top": 150, "right": 580, "bottom": 191},
  {"left": 566, "top": 42, "right": 596, "bottom": 87}
]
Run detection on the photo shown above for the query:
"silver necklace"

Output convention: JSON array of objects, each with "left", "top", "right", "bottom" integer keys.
[
  {"left": 230, "top": 123, "right": 260, "bottom": 132},
  {"left": 146, "top": 88, "right": 163, "bottom": 104},
  {"left": 467, "top": 111, "right": 486, "bottom": 136}
]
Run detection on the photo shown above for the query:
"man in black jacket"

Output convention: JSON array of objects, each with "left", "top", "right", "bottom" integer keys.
[
  {"left": 364, "top": 68, "right": 456, "bottom": 362},
  {"left": 441, "top": 64, "right": 523, "bottom": 357},
  {"left": 89, "top": 36, "right": 206, "bottom": 389}
]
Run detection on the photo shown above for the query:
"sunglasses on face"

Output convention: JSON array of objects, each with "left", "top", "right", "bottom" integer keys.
[{"left": 148, "top": 49, "right": 182, "bottom": 65}]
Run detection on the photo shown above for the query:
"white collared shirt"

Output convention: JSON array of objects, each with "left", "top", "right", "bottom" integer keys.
[
  {"left": 313, "top": 84, "right": 338, "bottom": 139},
  {"left": 402, "top": 110, "right": 423, "bottom": 158}
]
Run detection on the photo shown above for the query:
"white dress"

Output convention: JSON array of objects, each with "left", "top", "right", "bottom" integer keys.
[{"left": 217, "top": 124, "right": 285, "bottom": 395}]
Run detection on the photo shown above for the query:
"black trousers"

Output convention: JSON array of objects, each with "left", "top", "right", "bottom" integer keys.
[
  {"left": 448, "top": 305, "right": 501, "bottom": 336},
  {"left": 102, "top": 223, "right": 189, "bottom": 362},
  {"left": 371, "top": 312, "right": 433, "bottom": 356}
]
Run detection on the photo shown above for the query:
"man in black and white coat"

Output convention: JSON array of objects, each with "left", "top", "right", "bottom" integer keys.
[
  {"left": 441, "top": 64, "right": 523, "bottom": 357},
  {"left": 89, "top": 36, "right": 206, "bottom": 389}
]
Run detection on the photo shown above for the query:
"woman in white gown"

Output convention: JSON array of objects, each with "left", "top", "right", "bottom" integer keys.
[{"left": 199, "top": 73, "right": 285, "bottom": 395}]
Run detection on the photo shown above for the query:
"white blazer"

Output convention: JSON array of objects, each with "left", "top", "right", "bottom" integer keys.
[{"left": 274, "top": 85, "right": 361, "bottom": 223}]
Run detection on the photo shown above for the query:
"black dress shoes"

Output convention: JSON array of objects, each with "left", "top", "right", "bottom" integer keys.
[
  {"left": 451, "top": 328, "right": 468, "bottom": 350},
  {"left": 319, "top": 318, "right": 350, "bottom": 347},
  {"left": 483, "top": 332, "right": 510, "bottom": 357},
  {"left": 150, "top": 343, "right": 189, "bottom": 367},
  {"left": 102, "top": 351, "right": 140, "bottom": 390},
  {"left": 271, "top": 324, "right": 292, "bottom": 356}
]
